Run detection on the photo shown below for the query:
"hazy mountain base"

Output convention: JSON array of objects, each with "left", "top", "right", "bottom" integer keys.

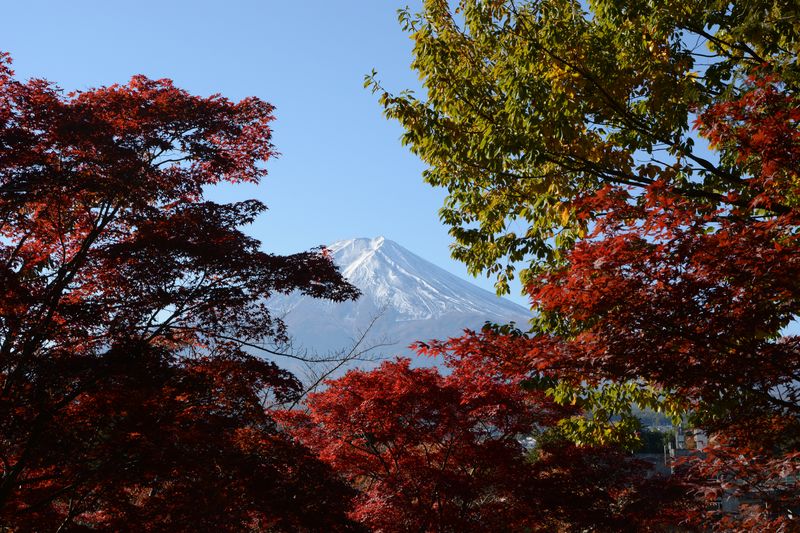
[{"left": 266, "top": 237, "right": 532, "bottom": 374}]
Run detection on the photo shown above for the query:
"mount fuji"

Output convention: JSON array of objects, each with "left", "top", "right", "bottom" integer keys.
[{"left": 268, "top": 237, "right": 531, "bottom": 357}]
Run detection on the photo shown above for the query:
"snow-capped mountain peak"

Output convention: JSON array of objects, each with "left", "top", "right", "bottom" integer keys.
[
  {"left": 268, "top": 237, "right": 530, "bottom": 355},
  {"left": 323, "top": 237, "right": 527, "bottom": 321}
]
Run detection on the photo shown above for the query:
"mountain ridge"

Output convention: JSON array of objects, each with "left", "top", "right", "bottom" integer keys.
[{"left": 268, "top": 237, "right": 531, "bottom": 357}]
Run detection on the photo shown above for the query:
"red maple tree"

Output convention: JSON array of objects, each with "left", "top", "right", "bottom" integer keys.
[
  {"left": 279, "top": 357, "right": 551, "bottom": 531},
  {"left": 446, "top": 74, "right": 800, "bottom": 529},
  {"left": 280, "top": 352, "right": 686, "bottom": 532},
  {"left": 0, "top": 52, "right": 361, "bottom": 530}
]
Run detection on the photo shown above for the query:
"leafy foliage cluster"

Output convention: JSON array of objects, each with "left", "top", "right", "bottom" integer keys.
[
  {"left": 365, "top": 0, "right": 800, "bottom": 529},
  {"left": 2, "top": 0, "right": 800, "bottom": 530},
  {"left": 0, "top": 53, "right": 361, "bottom": 531},
  {"left": 279, "top": 354, "right": 687, "bottom": 532}
]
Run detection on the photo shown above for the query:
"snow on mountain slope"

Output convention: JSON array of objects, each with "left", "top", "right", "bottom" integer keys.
[{"left": 268, "top": 237, "right": 531, "bottom": 357}]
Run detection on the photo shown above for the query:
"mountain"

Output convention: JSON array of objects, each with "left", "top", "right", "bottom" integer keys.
[{"left": 268, "top": 237, "right": 531, "bottom": 358}]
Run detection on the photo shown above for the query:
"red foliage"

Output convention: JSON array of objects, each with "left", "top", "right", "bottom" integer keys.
[
  {"left": 280, "top": 353, "right": 685, "bottom": 532},
  {"left": 0, "top": 53, "right": 360, "bottom": 530},
  {"left": 278, "top": 358, "right": 544, "bottom": 531},
  {"left": 510, "top": 74, "right": 800, "bottom": 528},
  {"left": 529, "top": 440, "right": 693, "bottom": 531}
]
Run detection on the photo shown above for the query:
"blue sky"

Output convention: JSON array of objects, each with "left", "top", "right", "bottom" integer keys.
[{"left": 4, "top": 0, "right": 529, "bottom": 306}]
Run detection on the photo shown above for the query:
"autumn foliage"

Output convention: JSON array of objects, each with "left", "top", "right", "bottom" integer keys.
[
  {"left": 373, "top": 0, "right": 800, "bottom": 529},
  {"left": 279, "top": 357, "right": 548, "bottom": 531},
  {"left": 279, "top": 352, "right": 687, "bottom": 532},
  {"left": 526, "top": 75, "right": 800, "bottom": 526},
  {"left": 4, "top": 0, "right": 800, "bottom": 528},
  {"left": 0, "top": 52, "right": 361, "bottom": 530}
]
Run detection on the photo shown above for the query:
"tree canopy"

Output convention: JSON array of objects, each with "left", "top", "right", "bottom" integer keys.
[
  {"left": 3, "top": 0, "right": 800, "bottom": 528},
  {"left": 280, "top": 354, "right": 685, "bottom": 532},
  {"left": 0, "top": 52, "right": 361, "bottom": 530},
  {"left": 371, "top": 0, "right": 800, "bottom": 528},
  {"left": 370, "top": 0, "right": 799, "bottom": 290}
]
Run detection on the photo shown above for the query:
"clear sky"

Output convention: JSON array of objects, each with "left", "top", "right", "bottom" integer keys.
[{"left": 3, "top": 1, "right": 530, "bottom": 306}]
